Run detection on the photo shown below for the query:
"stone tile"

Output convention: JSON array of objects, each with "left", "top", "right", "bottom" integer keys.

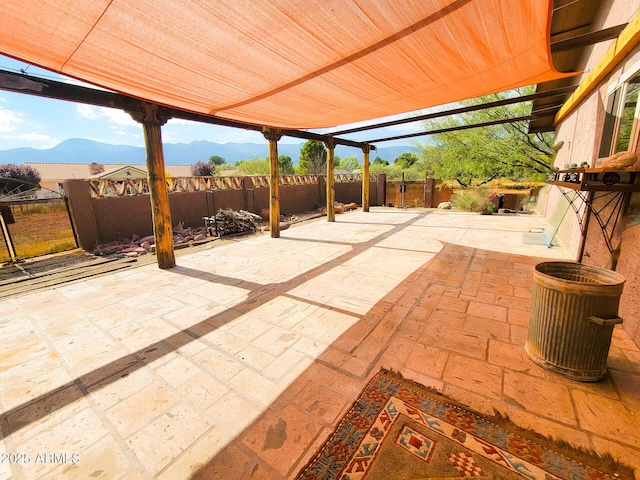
[
  {"left": 88, "top": 364, "right": 156, "bottom": 410},
  {"left": 0, "top": 368, "right": 77, "bottom": 410},
  {"left": 437, "top": 329, "right": 488, "bottom": 359},
  {"left": 15, "top": 408, "right": 109, "bottom": 479},
  {"left": 251, "top": 325, "right": 301, "bottom": 357},
  {"left": 105, "top": 382, "right": 181, "bottom": 439},
  {"left": 609, "top": 369, "right": 640, "bottom": 406},
  {"left": 291, "top": 380, "right": 350, "bottom": 425},
  {"left": 190, "top": 442, "right": 254, "bottom": 480},
  {"left": 503, "top": 370, "right": 577, "bottom": 425},
  {"left": 153, "top": 354, "right": 203, "bottom": 388},
  {"left": 442, "top": 383, "right": 508, "bottom": 417},
  {"left": 572, "top": 389, "right": 640, "bottom": 446},
  {"left": 6, "top": 384, "right": 91, "bottom": 446},
  {"left": 488, "top": 339, "right": 536, "bottom": 372},
  {"left": 513, "top": 286, "right": 532, "bottom": 299},
  {"left": 463, "top": 315, "right": 510, "bottom": 341},
  {"left": 241, "top": 404, "right": 323, "bottom": 477},
  {"left": 494, "top": 294, "right": 531, "bottom": 309},
  {"left": 589, "top": 436, "right": 640, "bottom": 478},
  {"left": 507, "top": 308, "right": 530, "bottom": 326},
  {"left": 403, "top": 343, "right": 448, "bottom": 379},
  {"left": 228, "top": 368, "right": 279, "bottom": 406},
  {"left": 504, "top": 406, "right": 590, "bottom": 450},
  {"left": 234, "top": 344, "right": 277, "bottom": 371},
  {"left": 443, "top": 354, "right": 503, "bottom": 399},
  {"left": 156, "top": 427, "right": 228, "bottom": 480},
  {"left": 435, "top": 295, "right": 468, "bottom": 313},
  {"left": 127, "top": 401, "right": 212, "bottom": 476},
  {"left": 206, "top": 390, "right": 263, "bottom": 438},
  {"left": 479, "top": 282, "right": 514, "bottom": 295},
  {"left": 426, "top": 309, "right": 466, "bottom": 330},
  {"left": 40, "top": 435, "right": 132, "bottom": 480},
  {"left": 193, "top": 347, "right": 246, "bottom": 380},
  {"left": 179, "top": 370, "right": 231, "bottom": 410},
  {"left": 510, "top": 324, "right": 529, "bottom": 345},
  {"left": 466, "top": 301, "right": 507, "bottom": 321}
]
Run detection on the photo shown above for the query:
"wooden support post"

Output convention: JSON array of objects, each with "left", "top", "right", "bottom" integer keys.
[
  {"left": 325, "top": 137, "right": 336, "bottom": 222},
  {"left": 263, "top": 128, "right": 283, "bottom": 238},
  {"left": 128, "top": 102, "right": 175, "bottom": 269},
  {"left": 362, "top": 144, "right": 370, "bottom": 212}
]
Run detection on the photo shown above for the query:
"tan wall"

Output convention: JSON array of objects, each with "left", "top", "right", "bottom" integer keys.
[{"left": 65, "top": 177, "right": 382, "bottom": 248}]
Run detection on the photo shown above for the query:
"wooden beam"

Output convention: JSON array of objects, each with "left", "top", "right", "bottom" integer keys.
[
  {"left": 325, "top": 138, "right": 336, "bottom": 222},
  {"left": 328, "top": 86, "right": 576, "bottom": 136},
  {"left": 551, "top": 24, "right": 627, "bottom": 52},
  {"left": 366, "top": 114, "right": 538, "bottom": 143},
  {"left": 0, "top": 69, "right": 372, "bottom": 151},
  {"left": 127, "top": 102, "right": 175, "bottom": 269},
  {"left": 263, "top": 128, "right": 282, "bottom": 238},
  {"left": 362, "top": 145, "right": 370, "bottom": 212}
]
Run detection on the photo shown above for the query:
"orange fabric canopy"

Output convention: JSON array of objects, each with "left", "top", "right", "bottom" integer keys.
[{"left": 0, "top": 0, "right": 570, "bottom": 129}]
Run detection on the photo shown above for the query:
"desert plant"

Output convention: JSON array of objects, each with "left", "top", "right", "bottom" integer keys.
[{"left": 450, "top": 190, "right": 479, "bottom": 211}]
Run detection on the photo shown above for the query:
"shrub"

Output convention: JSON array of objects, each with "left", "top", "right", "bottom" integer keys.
[
  {"left": 0, "top": 163, "right": 41, "bottom": 193},
  {"left": 450, "top": 190, "right": 479, "bottom": 212},
  {"left": 191, "top": 161, "right": 213, "bottom": 176}
]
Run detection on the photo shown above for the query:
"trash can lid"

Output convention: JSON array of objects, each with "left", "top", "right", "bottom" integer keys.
[{"left": 534, "top": 261, "right": 625, "bottom": 292}]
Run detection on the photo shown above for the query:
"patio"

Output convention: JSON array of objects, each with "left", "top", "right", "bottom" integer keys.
[{"left": 1, "top": 208, "right": 639, "bottom": 479}]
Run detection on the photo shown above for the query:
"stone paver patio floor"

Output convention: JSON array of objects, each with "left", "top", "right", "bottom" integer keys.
[{"left": 1, "top": 208, "right": 639, "bottom": 479}]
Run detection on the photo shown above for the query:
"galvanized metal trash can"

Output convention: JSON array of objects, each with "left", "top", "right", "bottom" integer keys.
[{"left": 525, "top": 262, "right": 625, "bottom": 381}]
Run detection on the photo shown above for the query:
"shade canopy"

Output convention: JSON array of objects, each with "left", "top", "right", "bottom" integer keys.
[{"left": 0, "top": 0, "right": 570, "bottom": 129}]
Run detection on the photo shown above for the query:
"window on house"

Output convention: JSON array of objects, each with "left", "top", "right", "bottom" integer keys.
[{"left": 599, "top": 72, "right": 640, "bottom": 157}]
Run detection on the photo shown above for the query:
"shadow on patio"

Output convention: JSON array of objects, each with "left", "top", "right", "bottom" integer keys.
[{"left": 1, "top": 208, "right": 638, "bottom": 479}]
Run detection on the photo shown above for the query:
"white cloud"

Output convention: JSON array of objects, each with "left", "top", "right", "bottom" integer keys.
[
  {"left": 101, "top": 108, "right": 138, "bottom": 127},
  {"left": 76, "top": 104, "right": 139, "bottom": 127},
  {"left": 0, "top": 107, "right": 25, "bottom": 132},
  {"left": 76, "top": 104, "right": 101, "bottom": 120},
  {"left": 0, "top": 132, "right": 59, "bottom": 149}
]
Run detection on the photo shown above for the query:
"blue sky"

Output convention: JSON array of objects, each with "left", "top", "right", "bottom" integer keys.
[{"left": 0, "top": 55, "right": 426, "bottom": 152}]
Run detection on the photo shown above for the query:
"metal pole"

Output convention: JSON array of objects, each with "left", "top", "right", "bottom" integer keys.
[{"left": 401, "top": 172, "right": 405, "bottom": 208}]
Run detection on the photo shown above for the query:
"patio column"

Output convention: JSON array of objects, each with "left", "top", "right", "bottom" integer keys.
[
  {"left": 128, "top": 102, "right": 175, "bottom": 269},
  {"left": 362, "top": 144, "right": 370, "bottom": 212},
  {"left": 263, "top": 128, "right": 283, "bottom": 238},
  {"left": 325, "top": 137, "right": 335, "bottom": 222}
]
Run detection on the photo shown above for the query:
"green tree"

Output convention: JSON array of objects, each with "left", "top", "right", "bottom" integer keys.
[
  {"left": 235, "top": 157, "right": 270, "bottom": 175},
  {"left": 278, "top": 155, "right": 295, "bottom": 174},
  {"left": 342, "top": 157, "right": 360, "bottom": 172},
  {"left": 373, "top": 156, "right": 389, "bottom": 166},
  {"left": 417, "top": 86, "right": 555, "bottom": 187},
  {"left": 394, "top": 152, "right": 418, "bottom": 168},
  {"left": 298, "top": 140, "right": 327, "bottom": 174},
  {"left": 208, "top": 155, "right": 226, "bottom": 166}
]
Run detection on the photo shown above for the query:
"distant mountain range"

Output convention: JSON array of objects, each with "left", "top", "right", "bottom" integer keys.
[{"left": 0, "top": 138, "right": 419, "bottom": 166}]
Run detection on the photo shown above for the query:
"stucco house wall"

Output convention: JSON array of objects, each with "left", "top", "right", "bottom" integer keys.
[{"left": 551, "top": 2, "right": 640, "bottom": 347}]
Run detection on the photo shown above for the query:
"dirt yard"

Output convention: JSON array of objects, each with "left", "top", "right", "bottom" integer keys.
[{"left": 1, "top": 201, "right": 76, "bottom": 262}]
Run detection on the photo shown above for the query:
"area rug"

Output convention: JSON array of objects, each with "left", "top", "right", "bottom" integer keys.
[{"left": 296, "top": 369, "right": 634, "bottom": 480}]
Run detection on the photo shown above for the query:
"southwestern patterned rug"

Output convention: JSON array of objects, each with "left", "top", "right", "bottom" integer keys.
[{"left": 296, "top": 369, "right": 634, "bottom": 480}]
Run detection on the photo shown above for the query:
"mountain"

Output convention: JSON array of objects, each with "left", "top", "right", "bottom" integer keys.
[{"left": 0, "top": 138, "right": 419, "bottom": 166}]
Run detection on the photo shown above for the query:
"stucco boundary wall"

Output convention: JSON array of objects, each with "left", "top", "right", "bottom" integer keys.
[{"left": 64, "top": 175, "right": 385, "bottom": 250}]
